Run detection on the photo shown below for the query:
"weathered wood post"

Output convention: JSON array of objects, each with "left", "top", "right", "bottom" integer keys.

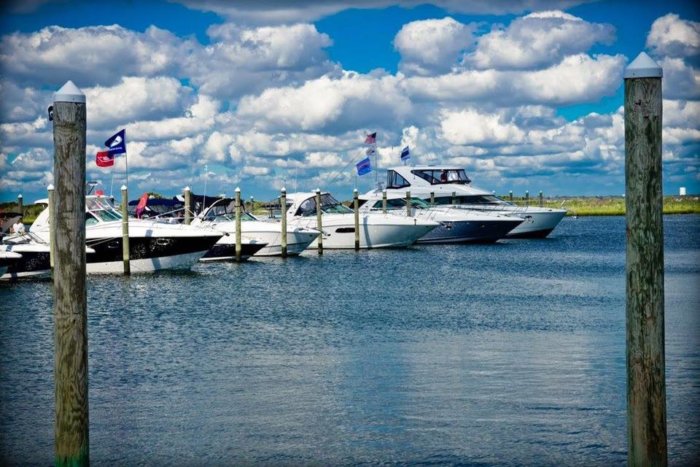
[
  {"left": 249, "top": 195, "right": 254, "bottom": 214},
  {"left": 280, "top": 187, "right": 287, "bottom": 258},
  {"left": 509, "top": 190, "right": 513, "bottom": 202},
  {"left": 17, "top": 194, "right": 23, "bottom": 217},
  {"left": 430, "top": 191, "right": 435, "bottom": 206},
  {"left": 235, "top": 187, "right": 242, "bottom": 262},
  {"left": 51, "top": 80, "right": 89, "bottom": 466},
  {"left": 120, "top": 186, "right": 130, "bottom": 275},
  {"left": 539, "top": 191, "right": 543, "bottom": 207},
  {"left": 315, "top": 188, "right": 323, "bottom": 255},
  {"left": 48, "top": 184, "right": 55, "bottom": 271},
  {"left": 624, "top": 51, "right": 667, "bottom": 466},
  {"left": 382, "top": 189, "right": 387, "bottom": 213},
  {"left": 353, "top": 188, "right": 360, "bottom": 250},
  {"left": 184, "top": 186, "right": 191, "bottom": 225},
  {"left": 451, "top": 191, "right": 457, "bottom": 205},
  {"left": 525, "top": 190, "right": 529, "bottom": 206},
  {"left": 405, "top": 190, "right": 411, "bottom": 217}
]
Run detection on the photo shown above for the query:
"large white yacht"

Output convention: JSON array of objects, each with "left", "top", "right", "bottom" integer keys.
[
  {"left": 286, "top": 191, "right": 439, "bottom": 249},
  {"left": 26, "top": 196, "right": 223, "bottom": 274},
  {"left": 192, "top": 197, "right": 320, "bottom": 257},
  {"left": 0, "top": 249, "right": 24, "bottom": 278},
  {"left": 383, "top": 166, "right": 567, "bottom": 238},
  {"left": 358, "top": 189, "right": 524, "bottom": 243}
]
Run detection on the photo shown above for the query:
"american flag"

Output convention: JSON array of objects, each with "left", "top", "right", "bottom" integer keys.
[{"left": 364, "top": 132, "right": 377, "bottom": 145}]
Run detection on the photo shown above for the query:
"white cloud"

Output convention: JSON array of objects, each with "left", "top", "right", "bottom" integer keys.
[
  {"left": 394, "top": 17, "right": 474, "bottom": 76},
  {"left": 404, "top": 53, "right": 625, "bottom": 105},
  {"left": 467, "top": 10, "right": 615, "bottom": 70},
  {"left": 439, "top": 108, "right": 525, "bottom": 145},
  {"left": 0, "top": 25, "right": 189, "bottom": 87},
  {"left": 647, "top": 13, "right": 700, "bottom": 58},
  {"left": 237, "top": 73, "right": 412, "bottom": 132},
  {"left": 658, "top": 57, "right": 700, "bottom": 100},
  {"left": 85, "top": 77, "right": 194, "bottom": 128}
]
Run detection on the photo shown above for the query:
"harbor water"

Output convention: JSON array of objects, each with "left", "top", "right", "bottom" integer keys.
[{"left": 1, "top": 215, "right": 698, "bottom": 465}]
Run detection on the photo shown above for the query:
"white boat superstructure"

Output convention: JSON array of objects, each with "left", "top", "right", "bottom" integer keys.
[
  {"left": 27, "top": 196, "right": 223, "bottom": 274},
  {"left": 192, "top": 198, "right": 320, "bottom": 257},
  {"left": 285, "top": 192, "right": 438, "bottom": 249},
  {"left": 359, "top": 190, "right": 524, "bottom": 243},
  {"left": 384, "top": 166, "right": 567, "bottom": 238}
]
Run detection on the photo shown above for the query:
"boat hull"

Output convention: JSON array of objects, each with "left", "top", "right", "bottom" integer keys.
[
  {"left": 418, "top": 218, "right": 523, "bottom": 244},
  {"left": 199, "top": 239, "right": 267, "bottom": 262},
  {"left": 1, "top": 245, "right": 51, "bottom": 280},
  {"left": 504, "top": 209, "right": 567, "bottom": 238}
]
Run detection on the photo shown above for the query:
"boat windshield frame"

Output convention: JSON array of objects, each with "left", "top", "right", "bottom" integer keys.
[
  {"left": 86, "top": 197, "right": 123, "bottom": 222},
  {"left": 294, "top": 193, "right": 353, "bottom": 216},
  {"left": 202, "top": 199, "right": 256, "bottom": 222},
  {"left": 411, "top": 169, "right": 471, "bottom": 185}
]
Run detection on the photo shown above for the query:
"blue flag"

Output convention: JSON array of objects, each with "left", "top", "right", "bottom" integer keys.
[
  {"left": 356, "top": 157, "right": 371, "bottom": 176},
  {"left": 400, "top": 146, "right": 410, "bottom": 161},
  {"left": 105, "top": 129, "right": 126, "bottom": 154}
]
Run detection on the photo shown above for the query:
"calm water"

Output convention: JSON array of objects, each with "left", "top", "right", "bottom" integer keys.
[{"left": 1, "top": 215, "right": 698, "bottom": 465}]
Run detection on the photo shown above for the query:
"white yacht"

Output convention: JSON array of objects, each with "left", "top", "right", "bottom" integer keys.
[
  {"left": 384, "top": 166, "right": 567, "bottom": 238},
  {"left": 285, "top": 191, "right": 438, "bottom": 249},
  {"left": 0, "top": 249, "right": 24, "bottom": 278},
  {"left": 192, "top": 198, "right": 319, "bottom": 257},
  {"left": 359, "top": 190, "right": 524, "bottom": 243},
  {"left": 26, "top": 196, "right": 223, "bottom": 274}
]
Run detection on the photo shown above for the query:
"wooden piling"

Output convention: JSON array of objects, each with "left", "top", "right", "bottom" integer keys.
[
  {"left": 184, "top": 186, "right": 191, "bottom": 225},
  {"left": 48, "top": 185, "right": 55, "bottom": 271},
  {"left": 235, "top": 187, "right": 242, "bottom": 262},
  {"left": 525, "top": 190, "right": 529, "bottom": 206},
  {"left": 452, "top": 191, "right": 457, "bottom": 205},
  {"left": 120, "top": 186, "right": 130, "bottom": 275},
  {"left": 509, "top": 190, "right": 513, "bottom": 202},
  {"left": 17, "top": 194, "right": 23, "bottom": 217},
  {"left": 315, "top": 189, "right": 323, "bottom": 255},
  {"left": 51, "top": 80, "right": 89, "bottom": 466},
  {"left": 624, "top": 51, "right": 667, "bottom": 466},
  {"left": 405, "top": 190, "right": 411, "bottom": 217},
  {"left": 280, "top": 187, "right": 287, "bottom": 258},
  {"left": 353, "top": 189, "right": 360, "bottom": 250},
  {"left": 382, "top": 190, "right": 387, "bottom": 213},
  {"left": 539, "top": 191, "right": 543, "bottom": 207},
  {"left": 249, "top": 195, "right": 254, "bottom": 215},
  {"left": 430, "top": 191, "right": 434, "bottom": 206}
]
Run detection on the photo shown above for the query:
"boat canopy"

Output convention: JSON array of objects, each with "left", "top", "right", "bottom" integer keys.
[
  {"left": 386, "top": 168, "right": 471, "bottom": 188},
  {"left": 200, "top": 198, "right": 255, "bottom": 222}
]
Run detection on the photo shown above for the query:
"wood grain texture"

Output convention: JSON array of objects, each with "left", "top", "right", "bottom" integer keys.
[
  {"left": 316, "top": 191, "right": 323, "bottom": 254},
  {"left": 235, "top": 189, "right": 242, "bottom": 262},
  {"left": 353, "top": 191, "right": 360, "bottom": 250},
  {"left": 625, "top": 76, "right": 667, "bottom": 466},
  {"left": 280, "top": 190, "right": 287, "bottom": 257},
  {"left": 52, "top": 100, "right": 89, "bottom": 465},
  {"left": 121, "top": 187, "right": 130, "bottom": 275}
]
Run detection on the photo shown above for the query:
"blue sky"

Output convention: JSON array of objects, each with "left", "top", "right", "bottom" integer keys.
[{"left": 1, "top": 0, "right": 698, "bottom": 203}]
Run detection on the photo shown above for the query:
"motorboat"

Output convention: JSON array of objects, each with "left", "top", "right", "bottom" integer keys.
[
  {"left": 0, "top": 249, "right": 24, "bottom": 278},
  {"left": 192, "top": 198, "right": 319, "bottom": 257},
  {"left": 285, "top": 191, "right": 439, "bottom": 249},
  {"left": 27, "top": 196, "right": 223, "bottom": 273},
  {"left": 384, "top": 165, "right": 567, "bottom": 238},
  {"left": 359, "top": 190, "right": 524, "bottom": 243}
]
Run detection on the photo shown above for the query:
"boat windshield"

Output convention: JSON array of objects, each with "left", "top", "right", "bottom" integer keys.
[
  {"left": 295, "top": 194, "right": 353, "bottom": 216},
  {"left": 202, "top": 201, "right": 256, "bottom": 222},
  {"left": 432, "top": 194, "right": 505, "bottom": 205},
  {"left": 386, "top": 170, "right": 410, "bottom": 189},
  {"left": 86, "top": 197, "right": 122, "bottom": 222},
  {"left": 412, "top": 169, "right": 471, "bottom": 185},
  {"left": 370, "top": 197, "right": 430, "bottom": 210}
]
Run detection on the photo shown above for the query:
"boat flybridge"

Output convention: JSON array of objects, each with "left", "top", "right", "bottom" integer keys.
[
  {"left": 358, "top": 190, "right": 524, "bottom": 243},
  {"left": 24, "top": 195, "right": 223, "bottom": 274},
  {"left": 285, "top": 191, "right": 439, "bottom": 249},
  {"left": 192, "top": 197, "right": 319, "bottom": 257},
  {"left": 384, "top": 166, "right": 567, "bottom": 238}
]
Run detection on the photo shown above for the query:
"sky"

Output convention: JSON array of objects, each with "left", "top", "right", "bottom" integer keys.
[{"left": 0, "top": 0, "right": 698, "bottom": 204}]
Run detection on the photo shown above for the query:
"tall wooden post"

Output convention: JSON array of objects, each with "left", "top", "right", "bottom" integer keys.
[
  {"left": 315, "top": 189, "right": 323, "bottom": 255},
  {"left": 17, "top": 194, "right": 23, "bottom": 217},
  {"left": 430, "top": 191, "right": 434, "bottom": 206},
  {"left": 235, "top": 187, "right": 242, "bottom": 262},
  {"left": 382, "top": 190, "right": 387, "bottom": 213},
  {"left": 280, "top": 187, "right": 287, "bottom": 258},
  {"left": 451, "top": 191, "right": 457, "bottom": 205},
  {"left": 120, "top": 186, "right": 130, "bottom": 275},
  {"left": 48, "top": 185, "right": 55, "bottom": 271},
  {"left": 405, "top": 190, "right": 411, "bottom": 217},
  {"left": 353, "top": 189, "right": 360, "bottom": 250},
  {"left": 249, "top": 195, "right": 254, "bottom": 215},
  {"left": 525, "top": 190, "right": 529, "bottom": 206},
  {"left": 184, "top": 186, "right": 191, "bottom": 225},
  {"left": 625, "top": 51, "right": 667, "bottom": 466},
  {"left": 51, "top": 80, "right": 89, "bottom": 466},
  {"left": 509, "top": 190, "right": 513, "bottom": 202},
  {"left": 539, "top": 191, "right": 543, "bottom": 207}
]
